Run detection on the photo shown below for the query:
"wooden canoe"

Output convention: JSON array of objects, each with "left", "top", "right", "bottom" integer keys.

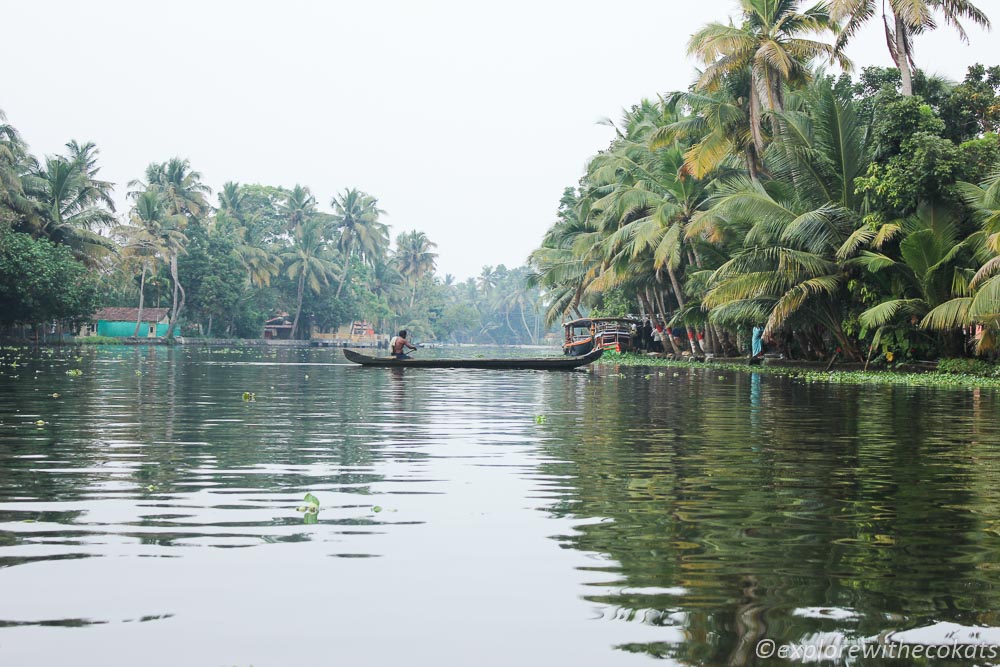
[{"left": 343, "top": 347, "right": 603, "bottom": 370}]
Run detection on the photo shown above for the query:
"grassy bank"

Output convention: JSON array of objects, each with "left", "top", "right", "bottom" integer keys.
[{"left": 600, "top": 352, "right": 1000, "bottom": 390}]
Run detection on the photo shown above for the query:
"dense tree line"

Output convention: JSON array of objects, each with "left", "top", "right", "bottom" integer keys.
[
  {"left": 0, "top": 111, "right": 547, "bottom": 344},
  {"left": 530, "top": 0, "right": 999, "bottom": 362}
]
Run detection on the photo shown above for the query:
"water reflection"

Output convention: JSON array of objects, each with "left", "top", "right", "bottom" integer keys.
[
  {"left": 538, "top": 364, "right": 1000, "bottom": 664},
  {"left": 1, "top": 346, "right": 1000, "bottom": 665}
]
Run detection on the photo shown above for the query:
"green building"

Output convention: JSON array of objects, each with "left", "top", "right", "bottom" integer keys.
[{"left": 81, "top": 307, "right": 180, "bottom": 338}]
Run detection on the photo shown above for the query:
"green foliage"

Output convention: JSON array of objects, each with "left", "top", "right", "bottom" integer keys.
[
  {"left": 857, "top": 132, "right": 961, "bottom": 212},
  {"left": 956, "top": 134, "right": 1000, "bottom": 186},
  {"left": 76, "top": 335, "right": 123, "bottom": 345},
  {"left": 936, "top": 357, "right": 997, "bottom": 376},
  {"left": 296, "top": 493, "right": 320, "bottom": 514},
  {"left": 0, "top": 229, "right": 99, "bottom": 326},
  {"left": 590, "top": 289, "right": 633, "bottom": 318},
  {"left": 939, "top": 64, "right": 1000, "bottom": 142}
]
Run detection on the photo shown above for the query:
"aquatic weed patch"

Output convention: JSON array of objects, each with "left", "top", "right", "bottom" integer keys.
[{"left": 600, "top": 353, "right": 1000, "bottom": 390}]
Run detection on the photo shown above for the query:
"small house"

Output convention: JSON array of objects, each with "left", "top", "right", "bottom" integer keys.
[
  {"left": 82, "top": 307, "right": 177, "bottom": 338},
  {"left": 263, "top": 315, "right": 295, "bottom": 340}
]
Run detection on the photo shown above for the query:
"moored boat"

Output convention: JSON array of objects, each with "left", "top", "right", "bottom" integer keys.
[
  {"left": 343, "top": 347, "right": 603, "bottom": 370},
  {"left": 562, "top": 317, "right": 640, "bottom": 355}
]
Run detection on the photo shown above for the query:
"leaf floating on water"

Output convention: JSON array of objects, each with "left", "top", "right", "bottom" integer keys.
[
  {"left": 534, "top": 415, "right": 546, "bottom": 424},
  {"left": 66, "top": 369, "right": 82, "bottom": 377},
  {"left": 242, "top": 391, "right": 256, "bottom": 402},
  {"left": 372, "top": 506, "right": 383, "bottom": 513}
]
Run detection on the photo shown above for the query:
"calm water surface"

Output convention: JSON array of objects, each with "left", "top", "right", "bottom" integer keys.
[{"left": 1, "top": 345, "right": 1000, "bottom": 666}]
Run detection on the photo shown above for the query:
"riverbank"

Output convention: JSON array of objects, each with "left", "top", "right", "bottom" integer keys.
[{"left": 600, "top": 352, "right": 1000, "bottom": 389}]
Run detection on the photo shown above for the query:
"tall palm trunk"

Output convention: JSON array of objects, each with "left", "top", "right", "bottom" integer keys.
[
  {"left": 665, "top": 264, "right": 703, "bottom": 354},
  {"left": 291, "top": 271, "right": 306, "bottom": 339},
  {"left": 133, "top": 262, "right": 148, "bottom": 338},
  {"left": 519, "top": 303, "right": 533, "bottom": 343},
  {"left": 894, "top": 13, "right": 914, "bottom": 96},
  {"left": 166, "top": 252, "right": 184, "bottom": 340},
  {"left": 336, "top": 265, "right": 349, "bottom": 298}
]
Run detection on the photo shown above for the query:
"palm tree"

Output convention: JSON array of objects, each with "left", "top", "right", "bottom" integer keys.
[
  {"left": 0, "top": 109, "right": 37, "bottom": 228},
  {"left": 688, "top": 0, "right": 847, "bottom": 155},
  {"left": 329, "top": 188, "right": 388, "bottom": 297},
  {"left": 528, "top": 187, "right": 605, "bottom": 324},
  {"left": 922, "top": 173, "right": 1000, "bottom": 352},
  {"left": 281, "top": 218, "right": 338, "bottom": 339},
  {"left": 117, "top": 191, "right": 182, "bottom": 336},
  {"left": 654, "top": 72, "right": 760, "bottom": 180},
  {"left": 27, "top": 152, "right": 117, "bottom": 263},
  {"left": 831, "top": 0, "right": 990, "bottom": 96},
  {"left": 588, "top": 101, "right": 713, "bottom": 352},
  {"left": 215, "top": 182, "right": 279, "bottom": 288},
  {"left": 701, "top": 79, "right": 874, "bottom": 360},
  {"left": 395, "top": 230, "right": 437, "bottom": 307},
  {"left": 855, "top": 205, "right": 973, "bottom": 356},
  {"left": 129, "top": 158, "right": 211, "bottom": 338},
  {"left": 279, "top": 184, "right": 317, "bottom": 236}
]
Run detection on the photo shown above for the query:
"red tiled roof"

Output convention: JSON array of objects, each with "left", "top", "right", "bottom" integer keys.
[{"left": 93, "top": 307, "right": 170, "bottom": 323}]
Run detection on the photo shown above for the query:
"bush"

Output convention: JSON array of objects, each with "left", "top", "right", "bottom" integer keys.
[{"left": 936, "top": 358, "right": 997, "bottom": 376}]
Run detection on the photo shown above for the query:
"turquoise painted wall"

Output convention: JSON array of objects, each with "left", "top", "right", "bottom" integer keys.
[{"left": 96, "top": 321, "right": 179, "bottom": 337}]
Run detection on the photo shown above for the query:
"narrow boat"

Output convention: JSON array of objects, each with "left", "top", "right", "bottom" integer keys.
[{"left": 343, "top": 347, "right": 603, "bottom": 370}]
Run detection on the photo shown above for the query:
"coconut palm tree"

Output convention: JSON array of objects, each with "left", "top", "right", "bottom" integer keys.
[
  {"left": 117, "top": 191, "right": 183, "bottom": 336},
  {"left": 128, "top": 158, "right": 211, "bottom": 338},
  {"left": 528, "top": 187, "right": 606, "bottom": 324},
  {"left": 688, "top": 0, "right": 847, "bottom": 155},
  {"left": 215, "top": 182, "right": 279, "bottom": 288},
  {"left": 281, "top": 218, "right": 338, "bottom": 339},
  {"left": 701, "top": 79, "right": 874, "bottom": 360},
  {"left": 654, "top": 71, "right": 760, "bottom": 180},
  {"left": 831, "top": 0, "right": 990, "bottom": 96},
  {"left": 329, "top": 188, "right": 388, "bottom": 297},
  {"left": 27, "top": 152, "right": 117, "bottom": 263},
  {"left": 921, "top": 173, "right": 1000, "bottom": 351},
  {"left": 279, "top": 185, "right": 317, "bottom": 236},
  {"left": 395, "top": 230, "right": 437, "bottom": 307},
  {"left": 854, "top": 205, "right": 975, "bottom": 356}
]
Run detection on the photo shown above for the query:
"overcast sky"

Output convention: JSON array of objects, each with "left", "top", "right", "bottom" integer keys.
[{"left": 3, "top": 0, "right": 996, "bottom": 280}]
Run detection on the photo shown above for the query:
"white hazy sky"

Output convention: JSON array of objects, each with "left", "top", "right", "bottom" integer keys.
[{"left": 3, "top": 0, "right": 997, "bottom": 279}]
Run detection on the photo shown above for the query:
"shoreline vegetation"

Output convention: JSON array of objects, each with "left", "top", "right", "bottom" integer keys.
[
  {"left": 526, "top": 1, "right": 1000, "bottom": 369},
  {"left": 601, "top": 351, "right": 1000, "bottom": 389}
]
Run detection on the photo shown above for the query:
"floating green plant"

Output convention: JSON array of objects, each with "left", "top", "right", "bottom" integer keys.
[
  {"left": 242, "top": 392, "right": 256, "bottom": 402},
  {"left": 372, "top": 506, "right": 383, "bottom": 513},
  {"left": 534, "top": 415, "right": 546, "bottom": 424},
  {"left": 296, "top": 493, "right": 320, "bottom": 514},
  {"left": 66, "top": 369, "right": 82, "bottom": 376}
]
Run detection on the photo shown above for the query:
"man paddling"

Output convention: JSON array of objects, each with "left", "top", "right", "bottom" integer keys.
[{"left": 389, "top": 330, "right": 418, "bottom": 360}]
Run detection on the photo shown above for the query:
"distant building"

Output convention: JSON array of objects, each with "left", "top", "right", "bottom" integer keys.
[
  {"left": 312, "top": 320, "right": 386, "bottom": 347},
  {"left": 81, "top": 308, "right": 179, "bottom": 338},
  {"left": 263, "top": 315, "right": 295, "bottom": 340}
]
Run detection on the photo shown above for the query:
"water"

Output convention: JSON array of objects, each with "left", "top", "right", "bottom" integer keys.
[{"left": 1, "top": 345, "right": 1000, "bottom": 666}]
